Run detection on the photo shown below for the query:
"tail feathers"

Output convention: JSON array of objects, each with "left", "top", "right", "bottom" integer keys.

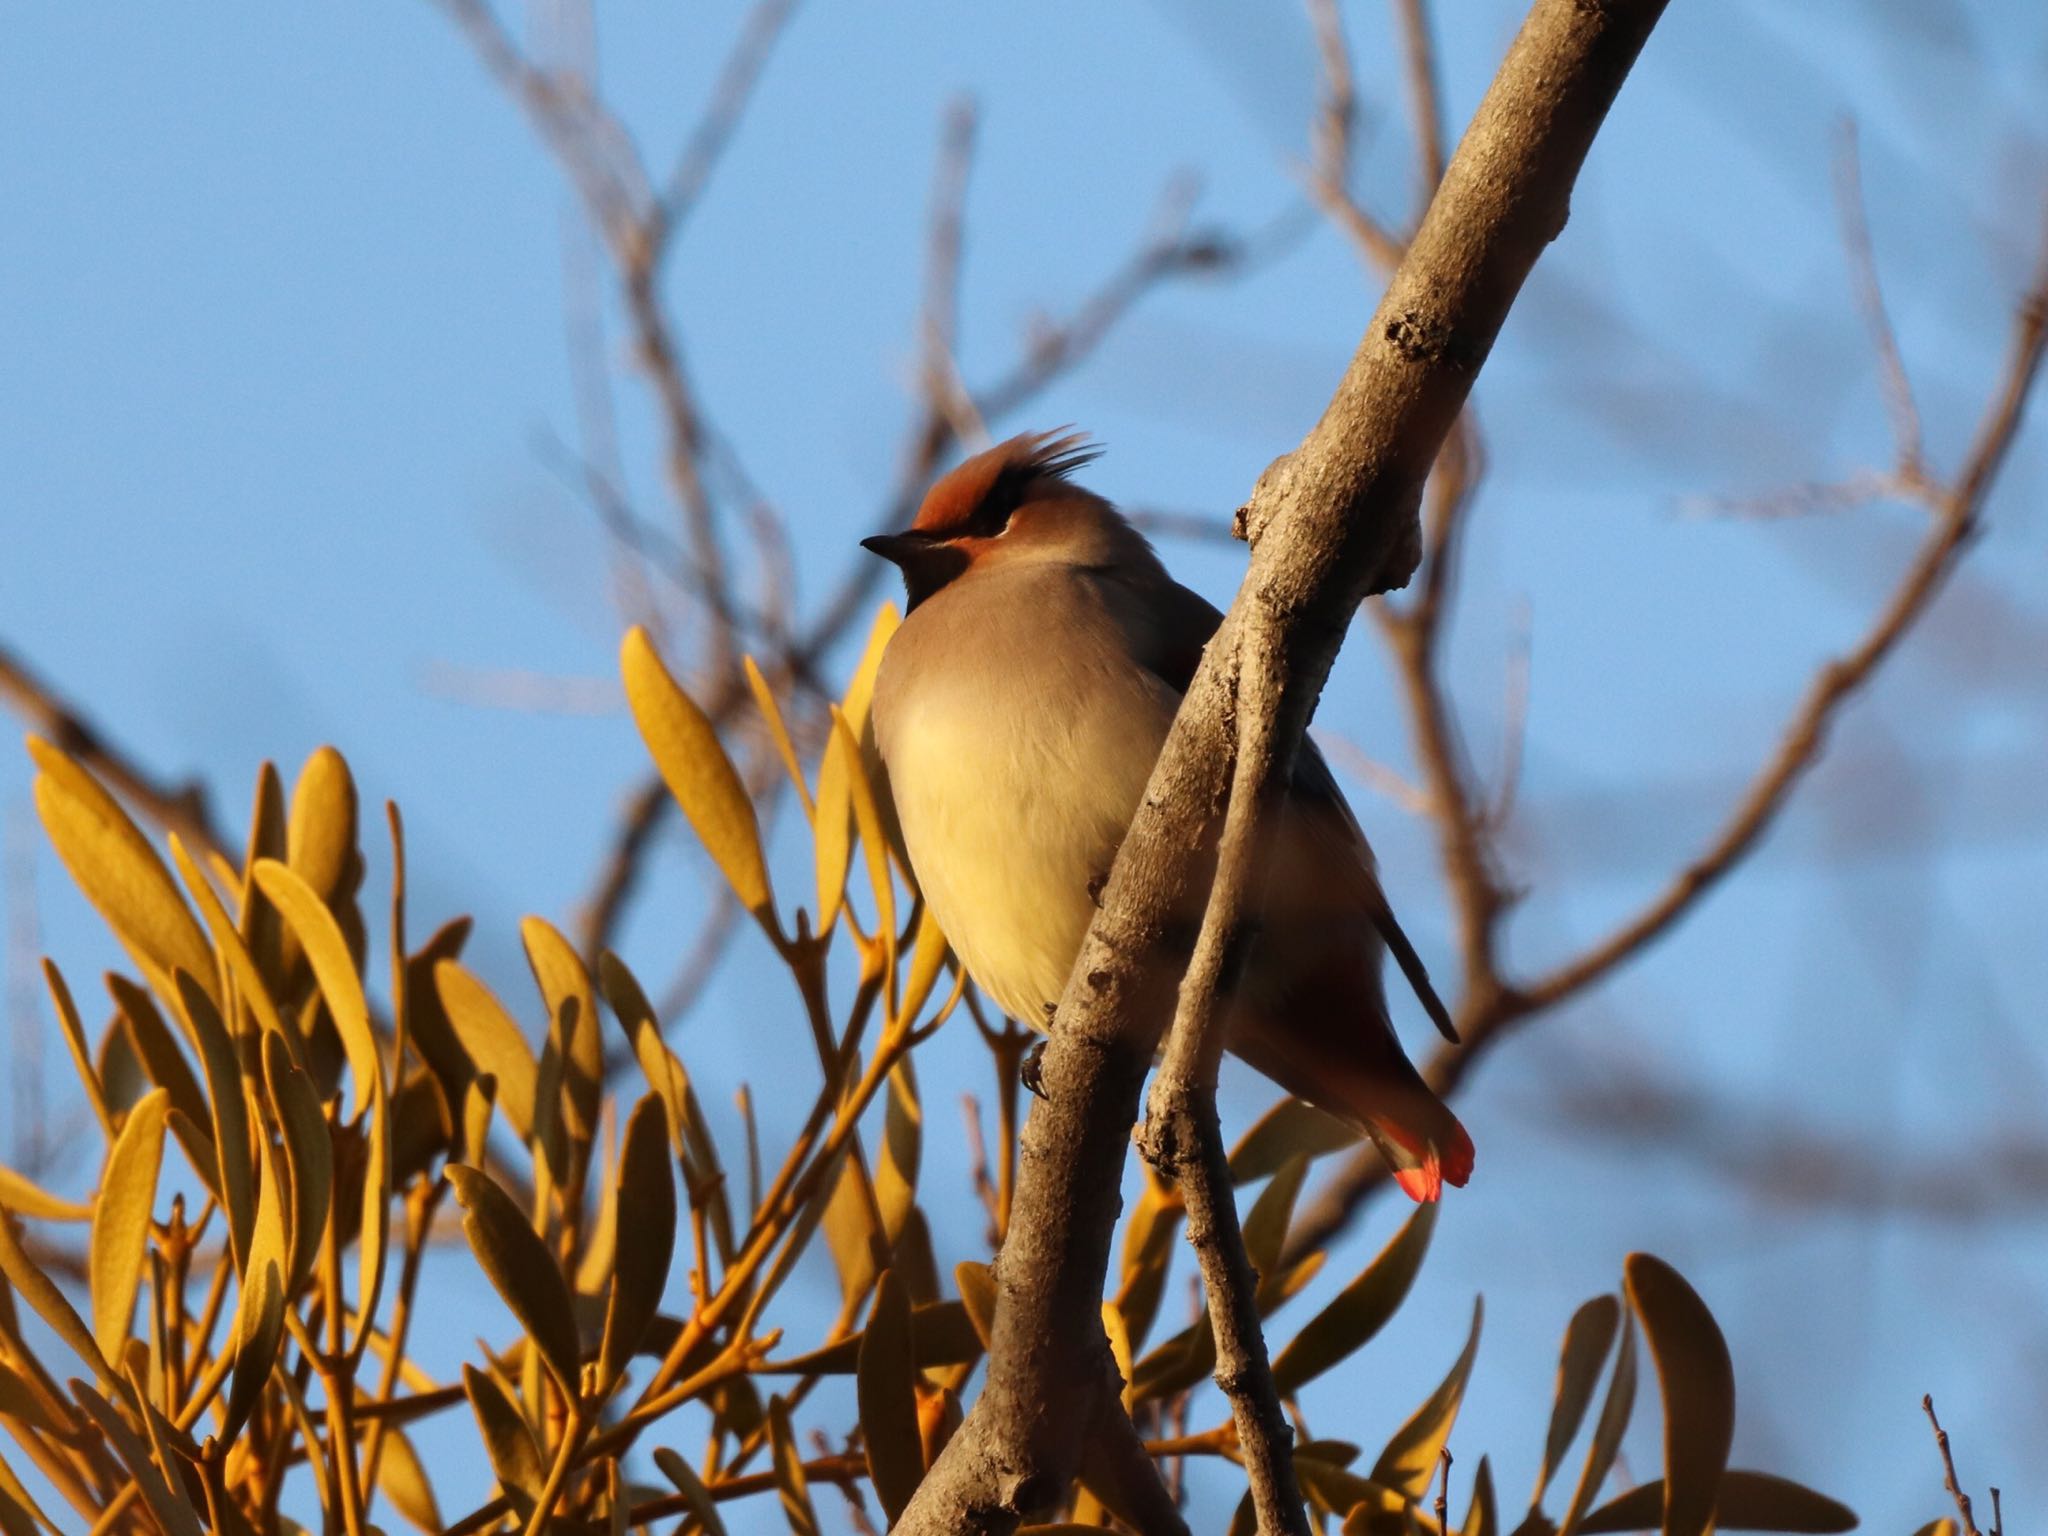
[{"left": 1364, "top": 1102, "right": 1474, "bottom": 1205}]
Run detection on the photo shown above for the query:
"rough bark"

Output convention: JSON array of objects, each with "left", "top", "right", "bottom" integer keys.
[{"left": 893, "top": 2, "right": 1672, "bottom": 1531}]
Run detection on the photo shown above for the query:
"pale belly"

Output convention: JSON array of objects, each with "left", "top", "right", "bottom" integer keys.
[{"left": 873, "top": 598, "right": 1176, "bottom": 1026}]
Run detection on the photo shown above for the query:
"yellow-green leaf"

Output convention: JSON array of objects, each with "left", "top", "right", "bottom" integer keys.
[
  {"left": 70, "top": 1380, "right": 203, "bottom": 1536},
  {"left": 842, "top": 602, "right": 900, "bottom": 735},
  {"left": 237, "top": 761, "right": 288, "bottom": 986},
  {"left": 1625, "top": 1253, "right": 1735, "bottom": 1536},
  {"left": 831, "top": 708, "right": 896, "bottom": 941},
  {"left": 106, "top": 976, "right": 215, "bottom": 1187},
  {"left": 1535, "top": 1295, "right": 1622, "bottom": 1510},
  {"left": 433, "top": 960, "right": 539, "bottom": 1141},
  {"left": 27, "top": 738, "right": 214, "bottom": 1006},
  {"left": 89, "top": 1086, "right": 167, "bottom": 1364},
  {"left": 231, "top": 1132, "right": 290, "bottom": 1360},
  {"left": 956, "top": 1261, "right": 996, "bottom": 1349},
  {"left": 254, "top": 859, "right": 379, "bottom": 1118},
  {"left": 173, "top": 970, "right": 255, "bottom": 1273},
  {"left": 598, "top": 1094, "right": 676, "bottom": 1388},
  {"left": 878, "top": 1058, "right": 922, "bottom": 1243},
  {"left": 1242, "top": 1154, "right": 1308, "bottom": 1302},
  {"left": 823, "top": 1145, "right": 886, "bottom": 1304},
  {"left": 0, "top": 1445, "right": 54, "bottom": 1536},
  {"left": 1229, "top": 1098, "right": 1359, "bottom": 1185},
  {"left": 285, "top": 746, "right": 358, "bottom": 903},
  {"left": 446, "top": 1165, "right": 581, "bottom": 1399},
  {"left": 1271, "top": 1201, "right": 1436, "bottom": 1396},
  {"left": 42, "top": 961, "right": 114, "bottom": 1140},
  {"left": 743, "top": 655, "right": 814, "bottom": 820},
  {"left": 353, "top": 1073, "right": 391, "bottom": 1364},
  {"left": 757, "top": 1299, "right": 982, "bottom": 1377},
  {"left": 620, "top": 626, "right": 773, "bottom": 927},
  {"left": 376, "top": 1426, "right": 443, "bottom": 1534},
  {"left": 858, "top": 1270, "right": 924, "bottom": 1523},
  {"left": 0, "top": 1206, "right": 116, "bottom": 1389},
  {"left": 899, "top": 905, "right": 951, "bottom": 1028},
  {"left": 1114, "top": 1170, "right": 1181, "bottom": 1352},
  {"left": 262, "top": 1030, "right": 331, "bottom": 1295},
  {"left": 1466, "top": 1455, "right": 1499, "bottom": 1536},
  {"left": 1559, "top": 1302, "right": 1639, "bottom": 1536},
  {"left": 463, "top": 1364, "right": 543, "bottom": 1521},
  {"left": 169, "top": 834, "right": 285, "bottom": 1044},
  {"left": 1576, "top": 1472, "right": 1854, "bottom": 1535},
  {"left": 1371, "top": 1295, "right": 1482, "bottom": 1498},
  {"left": 653, "top": 1449, "right": 728, "bottom": 1536},
  {"left": 221, "top": 1256, "right": 283, "bottom": 1445},
  {"left": 0, "top": 1167, "right": 91, "bottom": 1223},
  {"left": 813, "top": 721, "right": 857, "bottom": 936},
  {"left": 521, "top": 917, "right": 602, "bottom": 1152},
  {"left": 462, "top": 1075, "right": 497, "bottom": 1165},
  {"left": 767, "top": 1395, "right": 821, "bottom": 1536}
]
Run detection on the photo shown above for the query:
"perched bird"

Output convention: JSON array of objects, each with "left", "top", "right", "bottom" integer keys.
[{"left": 862, "top": 431, "right": 1472, "bottom": 1201}]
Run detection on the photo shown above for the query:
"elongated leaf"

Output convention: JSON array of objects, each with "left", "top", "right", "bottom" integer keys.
[
  {"left": 446, "top": 1165, "right": 581, "bottom": 1399},
  {"left": 1372, "top": 1296, "right": 1482, "bottom": 1498},
  {"left": 231, "top": 1132, "right": 289, "bottom": 1356},
  {"left": 956, "top": 1261, "right": 996, "bottom": 1349},
  {"left": 353, "top": 1073, "right": 391, "bottom": 1362},
  {"left": 1271, "top": 1201, "right": 1437, "bottom": 1396},
  {"left": 42, "top": 961, "right": 114, "bottom": 1140},
  {"left": 1242, "top": 1155, "right": 1308, "bottom": 1303},
  {"left": 1535, "top": 1295, "right": 1623, "bottom": 1509},
  {"left": 1559, "top": 1303, "right": 1639, "bottom": 1536},
  {"left": 857, "top": 1271, "right": 924, "bottom": 1522},
  {"left": 1625, "top": 1253, "right": 1735, "bottom": 1536},
  {"left": 813, "top": 722, "right": 857, "bottom": 935},
  {"left": 1466, "top": 1455, "right": 1499, "bottom": 1536},
  {"left": 169, "top": 834, "right": 285, "bottom": 1043},
  {"left": 0, "top": 1167, "right": 91, "bottom": 1223},
  {"left": 262, "top": 1030, "right": 331, "bottom": 1294},
  {"left": 221, "top": 1258, "right": 283, "bottom": 1445},
  {"left": 620, "top": 627, "right": 774, "bottom": 926},
  {"left": 28, "top": 739, "right": 214, "bottom": 1005},
  {"left": 433, "top": 961, "right": 539, "bottom": 1141},
  {"left": 285, "top": 747, "right": 357, "bottom": 902},
  {"left": 767, "top": 1395, "right": 821, "bottom": 1536},
  {"left": 598, "top": 953, "right": 727, "bottom": 1248},
  {"left": 877, "top": 1058, "right": 922, "bottom": 1242},
  {"left": 463, "top": 1364, "right": 543, "bottom": 1520},
  {"left": 598, "top": 1094, "right": 676, "bottom": 1388},
  {"left": 106, "top": 976, "right": 214, "bottom": 1185},
  {"left": 1577, "top": 1472, "right": 1855, "bottom": 1535},
  {"left": 654, "top": 1448, "right": 729, "bottom": 1536},
  {"left": 237, "top": 761, "right": 288, "bottom": 985},
  {"left": 521, "top": 917, "right": 602, "bottom": 1152},
  {"left": 376, "top": 1426, "right": 443, "bottom": 1534},
  {"left": 1229, "top": 1098, "right": 1359, "bottom": 1185},
  {"left": 0, "top": 1362, "right": 71, "bottom": 1439},
  {"left": 1115, "top": 1171, "right": 1182, "bottom": 1352},
  {"left": 823, "top": 1146, "right": 886, "bottom": 1304},
  {"left": 463, "top": 1075, "right": 497, "bottom": 1165},
  {"left": 0, "top": 1446, "right": 53, "bottom": 1536},
  {"left": 743, "top": 655, "right": 815, "bottom": 818},
  {"left": 0, "top": 1207, "right": 116, "bottom": 1389},
  {"left": 899, "top": 905, "right": 951, "bottom": 1027},
  {"left": 70, "top": 1380, "right": 203, "bottom": 1536},
  {"left": 254, "top": 860, "right": 379, "bottom": 1117},
  {"left": 173, "top": 971, "right": 255, "bottom": 1272},
  {"left": 89, "top": 1086, "right": 167, "bottom": 1363},
  {"left": 403, "top": 916, "right": 474, "bottom": 1109},
  {"left": 832, "top": 708, "right": 896, "bottom": 940},
  {"left": 842, "top": 602, "right": 899, "bottom": 733}
]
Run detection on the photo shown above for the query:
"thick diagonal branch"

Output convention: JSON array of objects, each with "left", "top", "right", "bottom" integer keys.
[{"left": 892, "top": 3, "right": 1669, "bottom": 1531}]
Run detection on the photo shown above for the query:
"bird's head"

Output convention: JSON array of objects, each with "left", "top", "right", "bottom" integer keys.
[{"left": 861, "top": 431, "right": 1155, "bottom": 609}]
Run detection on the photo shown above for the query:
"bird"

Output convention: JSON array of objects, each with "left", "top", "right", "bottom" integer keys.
[{"left": 861, "top": 431, "right": 1472, "bottom": 1201}]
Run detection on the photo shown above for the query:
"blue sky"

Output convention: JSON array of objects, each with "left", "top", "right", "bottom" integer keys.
[{"left": 3, "top": 0, "right": 2046, "bottom": 1528}]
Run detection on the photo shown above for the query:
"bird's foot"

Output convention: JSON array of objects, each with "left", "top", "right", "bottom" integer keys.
[{"left": 1020, "top": 1039, "right": 1050, "bottom": 1100}]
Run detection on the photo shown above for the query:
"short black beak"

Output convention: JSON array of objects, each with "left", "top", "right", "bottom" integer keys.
[{"left": 859, "top": 532, "right": 929, "bottom": 566}]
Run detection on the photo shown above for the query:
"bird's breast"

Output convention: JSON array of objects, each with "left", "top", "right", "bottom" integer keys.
[{"left": 873, "top": 579, "right": 1177, "bottom": 1025}]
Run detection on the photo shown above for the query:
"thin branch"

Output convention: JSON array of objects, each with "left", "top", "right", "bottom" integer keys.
[
  {"left": 1306, "top": 0, "right": 1406, "bottom": 271},
  {"left": 0, "top": 643, "right": 230, "bottom": 865},
  {"left": 1922, "top": 1395, "right": 1985, "bottom": 1536},
  {"left": 1392, "top": 0, "right": 1449, "bottom": 208},
  {"left": 1836, "top": 120, "right": 1927, "bottom": 487},
  {"left": 656, "top": 0, "right": 802, "bottom": 235},
  {"left": 1137, "top": 620, "right": 1311, "bottom": 1536}
]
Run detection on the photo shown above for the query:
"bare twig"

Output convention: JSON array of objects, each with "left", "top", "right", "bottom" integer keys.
[
  {"left": 1836, "top": 120, "right": 1927, "bottom": 488},
  {"left": 656, "top": 0, "right": 802, "bottom": 232},
  {"left": 1922, "top": 1395, "right": 1985, "bottom": 1536},
  {"left": 1137, "top": 621, "right": 1308, "bottom": 1536},
  {"left": 1392, "top": 0, "right": 1449, "bottom": 208},
  {"left": 1306, "top": 0, "right": 1405, "bottom": 270}
]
